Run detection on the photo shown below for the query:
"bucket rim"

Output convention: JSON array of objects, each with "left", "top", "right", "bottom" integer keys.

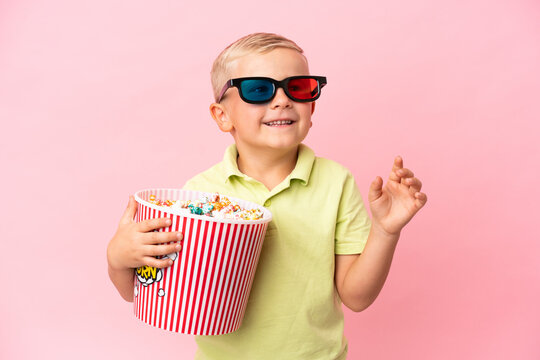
[{"left": 134, "top": 188, "right": 273, "bottom": 225}]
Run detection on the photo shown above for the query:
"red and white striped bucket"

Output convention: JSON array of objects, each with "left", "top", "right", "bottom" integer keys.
[{"left": 133, "top": 188, "right": 272, "bottom": 335}]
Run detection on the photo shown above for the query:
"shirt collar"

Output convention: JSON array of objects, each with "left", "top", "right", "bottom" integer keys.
[
  {"left": 222, "top": 144, "right": 315, "bottom": 186},
  {"left": 222, "top": 144, "right": 244, "bottom": 180}
]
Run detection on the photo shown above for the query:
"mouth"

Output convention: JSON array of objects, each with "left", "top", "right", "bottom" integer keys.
[{"left": 263, "top": 119, "right": 296, "bottom": 127}]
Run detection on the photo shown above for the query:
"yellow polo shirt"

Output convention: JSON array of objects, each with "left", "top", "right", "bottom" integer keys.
[{"left": 183, "top": 144, "right": 371, "bottom": 360}]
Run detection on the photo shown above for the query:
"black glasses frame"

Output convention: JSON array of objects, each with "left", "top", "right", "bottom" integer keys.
[{"left": 217, "top": 76, "right": 327, "bottom": 104}]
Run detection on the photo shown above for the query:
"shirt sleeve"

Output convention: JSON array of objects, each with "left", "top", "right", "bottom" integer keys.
[
  {"left": 334, "top": 171, "right": 372, "bottom": 254},
  {"left": 182, "top": 178, "right": 196, "bottom": 190}
]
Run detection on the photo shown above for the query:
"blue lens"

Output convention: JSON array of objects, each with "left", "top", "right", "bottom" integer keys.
[{"left": 240, "top": 79, "right": 274, "bottom": 102}]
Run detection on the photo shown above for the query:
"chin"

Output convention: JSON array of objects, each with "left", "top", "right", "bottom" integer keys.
[{"left": 265, "top": 141, "right": 303, "bottom": 152}]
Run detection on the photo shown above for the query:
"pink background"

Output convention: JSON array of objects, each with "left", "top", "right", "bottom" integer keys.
[{"left": 1, "top": 0, "right": 539, "bottom": 359}]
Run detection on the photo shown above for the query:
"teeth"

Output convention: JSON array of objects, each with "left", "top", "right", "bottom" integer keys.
[{"left": 265, "top": 120, "right": 293, "bottom": 126}]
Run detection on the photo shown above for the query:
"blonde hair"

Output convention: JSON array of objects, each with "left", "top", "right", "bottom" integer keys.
[{"left": 210, "top": 32, "right": 305, "bottom": 102}]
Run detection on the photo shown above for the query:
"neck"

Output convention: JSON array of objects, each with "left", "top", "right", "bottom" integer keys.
[{"left": 236, "top": 144, "right": 299, "bottom": 191}]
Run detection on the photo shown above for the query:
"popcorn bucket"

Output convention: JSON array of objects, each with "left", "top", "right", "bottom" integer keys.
[{"left": 133, "top": 189, "right": 272, "bottom": 335}]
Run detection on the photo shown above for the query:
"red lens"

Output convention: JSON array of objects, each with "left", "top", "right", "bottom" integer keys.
[{"left": 287, "top": 78, "right": 319, "bottom": 100}]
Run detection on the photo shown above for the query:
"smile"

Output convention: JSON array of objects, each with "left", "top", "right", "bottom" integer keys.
[{"left": 264, "top": 120, "right": 295, "bottom": 126}]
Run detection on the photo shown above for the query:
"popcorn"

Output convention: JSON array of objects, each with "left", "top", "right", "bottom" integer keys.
[{"left": 148, "top": 192, "right": 264, "bottom": 220}]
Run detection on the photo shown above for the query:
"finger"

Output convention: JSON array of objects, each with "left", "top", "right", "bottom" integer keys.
[
  {"left": 414, "top": 192, "right": 428, "bottom": 209},
  {"left": 392, "top": 155, "right": 403, "bottom": 170},
  {"left": 143, "top": 256, "right": 175, "bottom": 269},
  {"left": 403, "top": 177, "right": 423, "bottom": 192},
  {"left": 120, "top": 195, "right": 138, "bottom": 224},
  {"left": 144, "top": 242, "right": 182, "bottom": 257},
  {"left": 368, "top": 176, "right": 384, "bottom": 202},
  {"left": 397, "top": 168, "right": 414, "bottom": 180},
  {"left": 389, "top": 156, "right": 403, "bottom": 182},
  {"left": 144, "top": 230, "right": 183, "bottom": 245},
  {"left": 137, "top": 217, "right": 172, "bottom": 233}
]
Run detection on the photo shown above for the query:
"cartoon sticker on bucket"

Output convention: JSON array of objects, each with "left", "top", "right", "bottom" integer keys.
[
  {"left": 136, "top": 265, "right": 163, "bottom": 286},
  {"left": 135, "top": 252, "right": 178, "bottom": 287}
]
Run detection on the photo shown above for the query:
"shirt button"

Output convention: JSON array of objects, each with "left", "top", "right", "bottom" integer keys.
[{"left": 264, "top": 199, "right": 271, "bottom": 207}]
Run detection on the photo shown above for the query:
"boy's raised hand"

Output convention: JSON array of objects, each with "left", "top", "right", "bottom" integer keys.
[
  {"left": 368, "top": 156, "right": 427, "bottom": 236},
  {"left": 107, "top": 196, "right": 183, "bottom": 271}
]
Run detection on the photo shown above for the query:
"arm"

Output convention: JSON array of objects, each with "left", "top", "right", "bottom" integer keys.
[
  {"left": 107, "top": 196, "right": 183, "bottom": 302},
  {"left": 335, "top": 226, "right": 398, "bottom": 312},
  {"left": 335, "top": 156, "right": 427, "bottom": 312},
  {"left": 107, "top": 265, "right": 136, "bottom": 302}
]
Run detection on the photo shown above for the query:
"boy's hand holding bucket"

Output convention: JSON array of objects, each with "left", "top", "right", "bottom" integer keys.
[{"left": 107, "top": 195, "right": 183, "bottom": 301}]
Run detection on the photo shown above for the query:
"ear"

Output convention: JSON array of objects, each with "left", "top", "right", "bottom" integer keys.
[
  {"left": 309, "top": 102, "right": 316, "bottom": 128},
  {"left": 209, "top": 103, "right": 233, "bottom": 132}
]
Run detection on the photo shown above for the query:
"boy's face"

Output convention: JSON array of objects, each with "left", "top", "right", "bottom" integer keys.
[{"left": 211, "top": 48, "right": 315, "bottom": 155}]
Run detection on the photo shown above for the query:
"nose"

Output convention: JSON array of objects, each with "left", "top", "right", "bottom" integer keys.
[{"left": 270, "top": 87, "right": 292, "bottom": 109}]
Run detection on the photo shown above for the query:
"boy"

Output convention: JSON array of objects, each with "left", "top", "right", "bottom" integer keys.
[{"left": 107, "top": 32, "right": 427, "bottom": 359}]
